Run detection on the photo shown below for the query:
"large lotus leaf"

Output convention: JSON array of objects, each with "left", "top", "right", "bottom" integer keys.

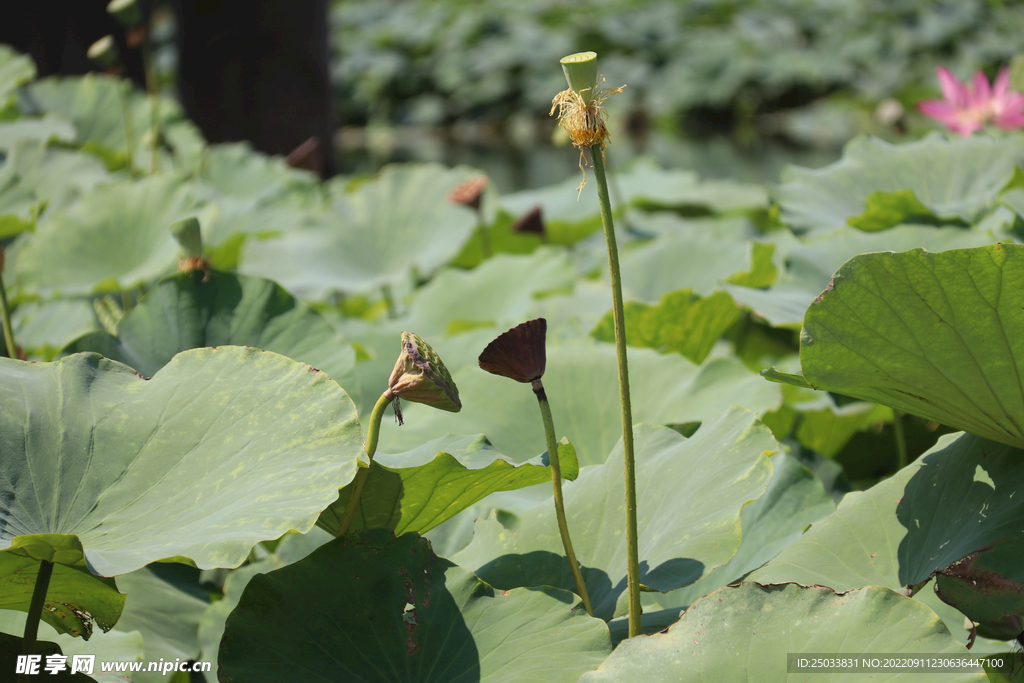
[
  {"left": 381, "top": 338, "right": 781, "bottom": 466},
  {"left": 197, "top": 529, "right": 333, "bottom": 683},
  {"left": 453, "top": 408, "right": 777, "bottom": 620},
  {"left": 775, "top": 133, "right": 1024, "bottom": 233},
  {"left": 591, "top": 288, "right": 742, "bottom": 364},
  {"left": 782, "top": 244, "right": 1024, "bottom": 449},
  {"left": 239, "top": 163, "right": 478, "bottom": 298},
  {"left": 110, "top": 565, "right": 208, "bottom": 683},
  {"left": 61, "top": 271, "right": 355, "bottom": 385},
  {"left": 11, "top": 299, "right": 98, "bottom": 360},
  {"left": 195, "top": 142, "right": 317, "bottom": 204},
  {"left": 0, "top": 347, "right": 364, "bottom": 577},
  {"left": 580, "top": 583, "right": 985, "bottom": 683},
  {"left": 618, "top": 228, "right": 774, "bottom": 302},
  {"left": 645, "top": 452, "right": 834, "bottom": 612},
  {"left": 0, "top": 113, "right": 76, "bottom": 152},
  {"left": 0, "top": 44, "right": 35, "bottom": 104},
  {"left": 795, "top": 400, "right": 893, "bottom": 458},
  {"left": 750, "top": 431, "right": 1024, "bottom": 592},
  {"left": 317, "top": 435, "right": 579, "bottom": 536},
  {"left": 18, "top": 74, "right": 199, "bottom": 172},
  {"left": 0, "top": 140, "right": 111, "bottom": 223},
  {"left": 219, "top": 529, "right": 612, "bottom": 683},
  {"left": 15, "top": 175, "right": 199, "bottom": 295},
  {"left": 0, "top": 538, "right": 124, "bottom": 637},
  {"left": 399, "top": 248, "right": 578, "bottom": 338},
  {"left": 725, "top": 225, "right": 996, "bottom": 328}
]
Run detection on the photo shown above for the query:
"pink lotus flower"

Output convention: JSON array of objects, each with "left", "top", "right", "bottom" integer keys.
[{"left": 917, "top": 66, "right": 1024, "bottom": 136}]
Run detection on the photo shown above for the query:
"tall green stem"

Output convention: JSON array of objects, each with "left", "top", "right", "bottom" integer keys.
[
  {"left": 893, "top": 409, "right": 908, "bottom": 470},
  {"left": 336, "top": 392, "right": 393, "bottom": 536},
  {"left": 591, "top": 144, "right": 641, "bottom": 637},
  {"left": 0, "top": 265, "right": 17, "bottom": 359},
  {"left": 533, "top": 380, "right": 594, "bottom": 616},
  {"left": 19, "top": 560, "right": 54, "bottom": 682}
]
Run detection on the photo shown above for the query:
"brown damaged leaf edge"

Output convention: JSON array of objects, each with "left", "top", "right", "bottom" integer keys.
[{"left": 813, "top": 277, "right": 835, "bottom": 305}]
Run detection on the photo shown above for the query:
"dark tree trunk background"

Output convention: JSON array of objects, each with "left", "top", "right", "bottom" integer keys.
[{"left": 1, "top": 0, "right": 336, "bottom": 177}]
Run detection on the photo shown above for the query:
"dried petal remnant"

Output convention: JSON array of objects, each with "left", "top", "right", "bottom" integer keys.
[
  {"left": 478, "top": 318, "right": 547, "bottom": 383},
  {"left": 550, "top": 80, "right": 625, "bottom": 151},
  {"left": 447, "top": 176, "right": 489, "bottom": 210}
]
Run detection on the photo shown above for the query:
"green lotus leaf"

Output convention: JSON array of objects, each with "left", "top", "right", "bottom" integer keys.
[
  {"left": 795, "top": 400, "right": 893, "bottom": 458},
  {"left": 198, "top": 529, "right": 333, "bottom": 681},
  {"left": 218, "top": 529, "right": 612, "bottom": 683},
  {"left": 382, "top": 338, "right": 781, "bottom": 466},
  {"left": 0, "top": 44, "right": 35, "bottom": 104},
  {"left": 617, "top": 226, "right": 775, "bottom": 303},
  {"left": 110, "top": 565, "right": 209, "bottom": 682},
  {"left": 750, "top": 431, "right": 1024, "bottom": 592},
  {"left": 453, "top": 407, "right": 776, "bottom": 620},
  {"left": 0, "top": 113, "right": 76, "bottom": 152},
  {"left": 239, "top": 163, "right": 478, "bottom": 298},
  {"left": 591, "top": 288, "right": 742, "bottom": 364},
  {"left": 0, "top": 347, "right": 364, "bottom": 577},
  {"left": 775, "top": 133, "right": 1024, "bottom": 233},
  {"left": 401, "top": 248, "right": 577, "bottom": 339},
  {"left": 580, "top": 583, "right": 985, "bottom": 682},
  {"left": 12, "top": 299, "right": 98, "bottom": 360},
  {"left": 318, "top": 434, "right": 579, "bottom": 536},
  {"left": 644, "top": 452, "right": 834, "bottom": 612},
  {"left": 0, "top": 140, "right": 111, "bottom": 224},
  {"left": 15, "top": 175, "right": 199, "bottom": 295},
  {"left": 0, "top": 542, "right": 124, "bottom": 638},
  {"left": 792, "top": 244, "right": 1024, "bottom": 449},
  {"left": 726, "top": 225, "right": 995, "bottom": 328},
  {"left": 61, "top": 270, "right": 355, "bottom": 385},
  {"left": 195, "top": 142, "right": 317, "bottom": 204},
  {"left": 18, "top": 74, "right": 200, "bottom": 172}
]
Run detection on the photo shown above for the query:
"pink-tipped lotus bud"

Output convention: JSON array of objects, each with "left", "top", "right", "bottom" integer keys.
[
  {"left": 447, "top": 176, "right": 489, "bottom": 211},
  {"left": 386, "top": 332, "right": 461, "bottom": 414},
  {"left": 511, "top": 206, "right": 545, "bottom": 235},
  {"left": 478, "top": 318, "right": 547, "bottom": 383}
]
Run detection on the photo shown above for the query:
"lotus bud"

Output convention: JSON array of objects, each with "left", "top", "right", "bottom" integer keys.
[
  {"left": 107, "top": 0, "right": 142, "bottom": 28},
  {"left": 511, "top": 206, "right": 545, "bottom": 236},
  {"left": 478, "top": 318, "right": 547, "bottom": 384},
  {"left": 87, "top": 35, "right": 120, "bottom": 70},
  {"left": 385, "top": 332, "right": 461, "bottom": 423},
  {"left": 447, "top": 176, "right": 489, "bottom": 211}
]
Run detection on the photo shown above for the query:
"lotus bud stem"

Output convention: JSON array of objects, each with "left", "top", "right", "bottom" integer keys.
[
  {"left": 18, "top": 559, "right": 53, "bottom": 683},
  {"left": 479, "top": 319, "right": 594, "bottom": 616},
  {"left": 337, "top": 333, "right": 460, "bottom": 536}
]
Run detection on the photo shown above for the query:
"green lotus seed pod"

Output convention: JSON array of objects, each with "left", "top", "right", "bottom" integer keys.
[
  {"left": 560, "top": 52, "right": 598, "bottom": 103},
  {"left": 386, "top": 332, "right": 461, "bottom": 413},
  {"left": 170, "top": 217, "right": 203, "bottom": 258},
  {"left": 107, "top": 0, "right": 142, "bottom": 28},
  {"left": 87, "top": 35, "right": 120, "bottom": 70}
]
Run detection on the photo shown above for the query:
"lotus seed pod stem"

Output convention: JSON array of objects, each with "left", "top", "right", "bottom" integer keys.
[
  {"left": 19, "top": 559, "right": 54, "bottom": 676},
  {"left": 0, "top": 253, "right": 16, "bottom": 360}
]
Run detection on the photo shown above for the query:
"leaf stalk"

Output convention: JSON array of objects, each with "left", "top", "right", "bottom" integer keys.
[
  {"left": 19, "top": 559, "right": 54, "bottom": 683},
  {"left": 336, "top": 391, "right": 393, "bottom": 536}
]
